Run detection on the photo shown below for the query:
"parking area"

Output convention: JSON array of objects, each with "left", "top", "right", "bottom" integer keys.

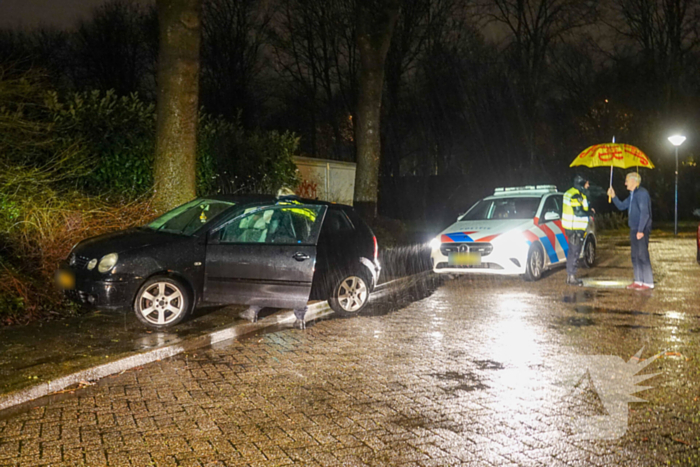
[{"left": 1, "top": 233, "right": 699, "bottom": 466}]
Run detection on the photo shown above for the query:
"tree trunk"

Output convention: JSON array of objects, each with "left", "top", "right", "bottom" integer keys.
[
  {"left": 353, "top": 0, "right": 400, "bottom": 219},
  {"left": 153, "top": 0, "right": 202, "bottom": 212}
]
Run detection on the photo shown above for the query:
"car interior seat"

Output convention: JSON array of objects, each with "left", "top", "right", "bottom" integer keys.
[
  {"left": 269, "top": 211, "right": 297, "bottom": 243},
  {"left": 237, "top": 212, "right": 270, "bottom": 243}
]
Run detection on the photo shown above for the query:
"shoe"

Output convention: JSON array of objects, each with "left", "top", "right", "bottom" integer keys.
[
  {"left": 636, "top": 284, "right": 653, "bottom": 291},
  {"left": 240, "top": 306, "right": 260, "bottom": 323},
  {"left": 626, "top": 282, "right": 642, "bottom": 290},
  {"left": 294, "top": 319, "right": 306, "bottom": 330},
  {"left": 566, "top": 275, "right": 582, "bottom": 286}
]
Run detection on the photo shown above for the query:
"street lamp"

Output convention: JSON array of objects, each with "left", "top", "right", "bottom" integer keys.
[{"left": 668, "top": 135, "right": 686, "bottom": 236}]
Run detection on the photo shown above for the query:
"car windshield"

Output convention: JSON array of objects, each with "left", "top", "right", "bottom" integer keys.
[
  {"left": 460, "top": 197, "right": 540, "bottom": 221},
  {"left": 145, "top": 199, "right": 236, "bottom": 236}
]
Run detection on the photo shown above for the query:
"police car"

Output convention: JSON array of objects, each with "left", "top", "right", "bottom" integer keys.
[{"left": 429, "top": 185, "right": 596, "bottom": 280}]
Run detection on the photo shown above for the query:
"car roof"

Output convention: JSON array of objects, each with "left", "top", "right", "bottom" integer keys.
[{"left": 204, "top": 194, "right": 351, "bottom": 209}]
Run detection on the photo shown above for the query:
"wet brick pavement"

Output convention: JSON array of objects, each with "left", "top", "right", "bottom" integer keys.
[{"left": 1, "top": 234, "right": 699, "bottom": 466}]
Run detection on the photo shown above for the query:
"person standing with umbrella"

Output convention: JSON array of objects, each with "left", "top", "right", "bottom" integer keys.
[
  {"left": 607, "top": 173, "right": 654, "bottom": 290},
  {"left": 563, "top": 175, "right": 592, "bottom": 286}
]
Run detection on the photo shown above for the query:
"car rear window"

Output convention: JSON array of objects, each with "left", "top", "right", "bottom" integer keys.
[
  {"left": 460, "top": 197, "right": 540, "bottom": 220},
  {"left": 322, "top": 209, "right": 354, "bottom": 233}
]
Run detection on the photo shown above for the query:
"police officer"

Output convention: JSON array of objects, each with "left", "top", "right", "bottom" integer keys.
[{"left": 562, "top": 175, "right": 592, "bottom": 286}]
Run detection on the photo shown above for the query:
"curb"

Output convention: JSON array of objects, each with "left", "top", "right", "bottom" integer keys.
[
  {"left": 0, "top": 272, "right": 431, "bottom": 412},
  {"left": 374, "top": 270, "right": 432, "bottom": 294}
]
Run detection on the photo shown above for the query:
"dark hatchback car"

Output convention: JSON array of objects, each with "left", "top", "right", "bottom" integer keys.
[
  {"left": 695, "top": 208, "right": 700, "bottom": 264},
  {"left": 56, "top": 195, "right": 380, "bottom": 329}
]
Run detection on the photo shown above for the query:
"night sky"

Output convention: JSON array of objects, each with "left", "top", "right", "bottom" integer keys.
[{"left": 0, "top": 0, "right": 154, "bottom": 30}]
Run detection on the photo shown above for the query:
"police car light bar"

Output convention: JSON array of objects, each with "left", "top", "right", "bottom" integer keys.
[{"left": 493, "top": 185, "right": 557, "bottom": 194}]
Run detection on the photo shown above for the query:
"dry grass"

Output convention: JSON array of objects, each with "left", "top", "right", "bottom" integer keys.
[
  {"left": 1, "top": 196, "right": 160, "bottom": 325},
  {"left": 594, "top": 211, "right": 628, "bottom": 231}
]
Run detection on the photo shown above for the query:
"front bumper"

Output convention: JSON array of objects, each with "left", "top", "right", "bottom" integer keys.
[
  {"left": 430, "top": 246, "right": 527, "bottom": 275},
  {"left": 57, "top": 264, "right": 140, "bottom": 311}
]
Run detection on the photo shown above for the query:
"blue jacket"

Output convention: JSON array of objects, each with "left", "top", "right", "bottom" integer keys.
[{"left": 613, "top": 186, "right": 652, "bottom": 233}]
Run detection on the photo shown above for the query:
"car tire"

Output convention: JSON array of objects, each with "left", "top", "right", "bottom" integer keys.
[
  {"left": 582, "top": 237, "right": 596, "bottom": 268},
  {"left": 329, "top": 272, "right": 371, "bottom": 316},
  {"left": 523, "top": 242, "right": 544, "bottom": 281},
  {"left": 133, "top": 276, "right": 192, "bottom": 329}
]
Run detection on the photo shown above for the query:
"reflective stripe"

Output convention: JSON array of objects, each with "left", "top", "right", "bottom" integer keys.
[
  {"left": 570, "top": 221, "right": 589, "bottom": 229},
  {"left": 562, "top": 187, "right": 589, "bottom": 231}
]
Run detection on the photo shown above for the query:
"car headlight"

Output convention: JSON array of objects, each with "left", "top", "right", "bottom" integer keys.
[
  {"left": 98, "top": 253, "right": 118, "bottom": 273},
  {"left": 495, "top": 231, "right": 528, "bottom": 254},
  {"left": 429, "top": 236, "right": 442, "bottom": 250},
  {"left": 87, "top": 258, "right": 98, "bottom": 270}
]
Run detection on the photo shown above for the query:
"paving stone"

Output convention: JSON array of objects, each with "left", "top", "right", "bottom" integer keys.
[{"left": 0, "top": 237, "right": 699, "bottom": 465}]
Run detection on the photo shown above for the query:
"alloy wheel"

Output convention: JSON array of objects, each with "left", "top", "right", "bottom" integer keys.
[
  {"left": 530, "top": 249, "right": 543, "bottom": 278},
  {"left": 337, "top": 276, "right": 368, "bottom": 312},
  {"left": 585, "top": 241, "right": 595, "bottom": 265},
  {"left": 139, "top": 282, "right": 185, "bottom": 326}
]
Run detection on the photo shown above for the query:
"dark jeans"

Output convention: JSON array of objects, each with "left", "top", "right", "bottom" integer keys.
[
  {"left": 565, "top": 230, "right": 584, "bottom": 276},
  {"left": 630, "top": 230, "right": 653, "bottom": 285}
]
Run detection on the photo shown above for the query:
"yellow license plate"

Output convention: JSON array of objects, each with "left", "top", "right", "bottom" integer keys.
[
  {"left": 449, "top": 252, "right": 481, "bottom": 266},
  {"left": 56, "top": 270, "right": 75, "bottom": 290}
]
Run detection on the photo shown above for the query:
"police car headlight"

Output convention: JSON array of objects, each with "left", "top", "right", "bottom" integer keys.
[
  {"left": 429, "top": 237, "right": 441, "bottom": 250},
  {"left": 495, "top": 231, "right": 528, "bottom": 255}
]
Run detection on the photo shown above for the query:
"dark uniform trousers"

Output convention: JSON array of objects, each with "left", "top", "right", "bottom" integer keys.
[{"left": 565, "top": 230, "right": 585, "bottom": 276}]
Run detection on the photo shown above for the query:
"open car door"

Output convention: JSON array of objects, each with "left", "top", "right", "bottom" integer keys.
[{"left": 204, "top": 204, "right": 327, "bottom": 310}]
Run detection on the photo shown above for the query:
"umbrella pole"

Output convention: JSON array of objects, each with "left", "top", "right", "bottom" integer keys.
[{"left": 608, "top": 136, "right": 615, "bottom": 203}]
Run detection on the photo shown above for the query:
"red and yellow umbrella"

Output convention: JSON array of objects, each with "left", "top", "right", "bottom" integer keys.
[{"left": 570, "top": 143, "right": 654, "bottom": 201}]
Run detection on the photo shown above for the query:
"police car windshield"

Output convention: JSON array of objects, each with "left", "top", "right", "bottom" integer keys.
[{"left": 461, "top": 197, "right": 540, "bottom": 221}]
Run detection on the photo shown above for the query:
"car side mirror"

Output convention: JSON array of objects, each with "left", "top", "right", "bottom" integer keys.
[{"left": 544, "top": 211, "right": 560, "bottom": 221}]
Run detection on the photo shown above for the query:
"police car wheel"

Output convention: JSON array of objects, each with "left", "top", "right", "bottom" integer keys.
[
  {"left": 524, "top": 243, "right": 544, "bottom": 281},
  {"left": 582, "top": 239, "right": 596, "bottom": 268}
]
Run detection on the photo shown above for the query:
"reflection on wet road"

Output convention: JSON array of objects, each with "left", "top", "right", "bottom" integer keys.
[{"left": 0, "top": 235, "right": 699, "bottom": 466}]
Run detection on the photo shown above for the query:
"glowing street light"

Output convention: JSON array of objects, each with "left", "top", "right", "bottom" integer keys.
[{"left": 668, "top": 135, "right": 686, "bottom": 236}]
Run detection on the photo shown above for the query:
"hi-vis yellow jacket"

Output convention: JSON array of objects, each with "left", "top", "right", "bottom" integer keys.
[{"left": 562, "top": 187, "right": 590, "bottom": 231}]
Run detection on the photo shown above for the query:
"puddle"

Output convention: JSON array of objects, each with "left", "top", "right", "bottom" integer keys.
[
  {"left": 614, "top": 324, "right": 652, "bottom": 329},
  {"left": 563, "top": 316, "right": 596, "bottom": 327},
  {"left": 562, "top": 290, "right": 598, "bottom": 303},
  {"left": 431, "top": 371, "right": 487, "bottom": 394},
  {"left": 573, "top": 306, "right": 664, "bottom": 317},
  {"left": 473, "top": 359, "right": 505, "bottom": 370}
]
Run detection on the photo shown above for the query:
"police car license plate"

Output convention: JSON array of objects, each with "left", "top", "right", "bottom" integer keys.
[
  {"left": 55, "top": 270, "right": 75, "bottom": 290},
  {"left": 449, "top": 252, "right": 481, "bottom": 266}
]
